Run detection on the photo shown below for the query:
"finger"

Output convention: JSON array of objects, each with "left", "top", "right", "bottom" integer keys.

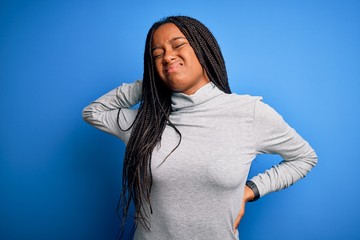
[{"left": 233, "top": 212, "right": 242, "bottom": 232}]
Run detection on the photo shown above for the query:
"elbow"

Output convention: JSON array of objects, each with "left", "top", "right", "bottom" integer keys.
[
  {"left": 309, "top": 149, "right": 318, "bottom": 168},
  {"left": 82, "top": 105, "right": 93, "bottom": 124},
  {"left": 301, "top": 149, "right": 318, "bottom": 177},
  {"left": 296, "top": 149, "right": 318, "bottom": 178}
]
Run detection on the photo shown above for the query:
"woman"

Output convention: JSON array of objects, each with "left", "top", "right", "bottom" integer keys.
[{"left": 83, "top": 16, "right": 317, "bottom": 240}]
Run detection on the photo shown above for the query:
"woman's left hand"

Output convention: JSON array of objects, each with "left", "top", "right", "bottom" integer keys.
[{"left": 233, "top": 185, "right": 255, "bottom": 233}]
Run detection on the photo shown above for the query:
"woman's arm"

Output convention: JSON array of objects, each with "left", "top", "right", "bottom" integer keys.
[
  {"left": 249, "top": 99, "right": 318, "bottom": 199},
  {"left": 234, "top": 99, "right": 317, "bottom": 230},
  {"left": 82, "top": 80, "right": 142, "bottom": 144}
]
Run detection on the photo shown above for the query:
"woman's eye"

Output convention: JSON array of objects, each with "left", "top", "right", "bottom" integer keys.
[
  {"left": 153, "top": 52, "right": 163, "bottom": 59},
  {"left": 175, "top": 43, "right": 185, "bottom": 49}
]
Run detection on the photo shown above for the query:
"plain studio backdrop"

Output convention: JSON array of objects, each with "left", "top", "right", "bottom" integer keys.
[{"left": 1, "top": 0, "right": 359, "bottom": 239}]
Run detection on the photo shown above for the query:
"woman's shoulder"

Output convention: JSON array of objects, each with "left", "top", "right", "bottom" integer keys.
[
  {"left": 212, "top": 92, "right": 264, "bottom": 118},
  {"left": 222, "top": 92, "right": 263, "bottom": 107}
]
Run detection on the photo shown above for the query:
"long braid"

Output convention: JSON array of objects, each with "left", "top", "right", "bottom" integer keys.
[{"left": 117, "top": 16, "right": 231, "bottom": 238}]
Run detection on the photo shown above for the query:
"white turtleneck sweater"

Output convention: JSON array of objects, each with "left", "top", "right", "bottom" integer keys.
[{"left": 83, "top": 80, "right": 317, "bottom": 240}]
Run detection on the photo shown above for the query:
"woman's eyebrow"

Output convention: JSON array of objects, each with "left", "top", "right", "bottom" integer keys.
[
  {"left": 152, "top": 37, "right": 187, "bottom": 52},
  {"left": 170, "top": 36, "right": 186, "bottom": 43}
]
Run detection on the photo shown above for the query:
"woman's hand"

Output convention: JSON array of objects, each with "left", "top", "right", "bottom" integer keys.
[{"left": 233, "top": 185, "right": 255, "bottom": 233}]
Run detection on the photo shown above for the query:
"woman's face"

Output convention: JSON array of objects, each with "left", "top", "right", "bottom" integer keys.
[{"left": 152, "top": 23, "right": 209, "bottom": 95}]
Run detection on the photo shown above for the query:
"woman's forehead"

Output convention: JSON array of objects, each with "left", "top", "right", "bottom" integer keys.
[{"left": 152, "top": 23, "right": 186, "bottom": 45}]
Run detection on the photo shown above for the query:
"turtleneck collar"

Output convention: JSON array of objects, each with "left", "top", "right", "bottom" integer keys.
[{"left": 171, "top": 82, "right": 223, "bottom": 111}]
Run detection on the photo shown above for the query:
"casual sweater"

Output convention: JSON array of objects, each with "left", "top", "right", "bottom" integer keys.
[{"left": 83, "top": 80, "right": 317, "bottom": 240}]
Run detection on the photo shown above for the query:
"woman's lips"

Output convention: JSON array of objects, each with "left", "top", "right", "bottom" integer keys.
[{"left": 165, "top": 62, "right": 182, "bottom": 74}]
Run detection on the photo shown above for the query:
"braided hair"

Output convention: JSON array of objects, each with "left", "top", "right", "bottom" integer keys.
[{"left": 117, "top": 15, "right": 231, "bottom": 238}]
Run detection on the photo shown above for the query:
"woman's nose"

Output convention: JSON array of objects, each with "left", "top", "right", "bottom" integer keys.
[{"left": 162, "top": 49, "right": 176, "bottom": 65}]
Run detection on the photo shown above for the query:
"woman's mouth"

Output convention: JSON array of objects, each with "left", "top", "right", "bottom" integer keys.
[{"left": 165, "top": 62, "right": 182, "bottom": 74}]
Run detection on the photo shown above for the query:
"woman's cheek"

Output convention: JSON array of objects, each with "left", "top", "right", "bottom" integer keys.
[{"left": 155, "top": 64, "right": 164, "bottom": 79}]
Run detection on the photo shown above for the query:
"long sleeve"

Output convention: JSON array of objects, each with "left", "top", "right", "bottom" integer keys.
[
  {"left": 82, "top": 80, "right": 142, "bottom": 144},
  {"left": 249, "top": 99, "right": 318, "bottom": 198}
]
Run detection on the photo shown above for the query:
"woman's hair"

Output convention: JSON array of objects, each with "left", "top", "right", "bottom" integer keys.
[{"left": 117, "top": 15, "right": 231, "bottom": 238}]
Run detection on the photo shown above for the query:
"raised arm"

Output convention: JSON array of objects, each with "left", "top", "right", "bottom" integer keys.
[
  {"left": 82, "top": 80, "right": 142, "bottom": 144},
  {"left": 247, "top": 99, "right": 318, "bottom": 200}
]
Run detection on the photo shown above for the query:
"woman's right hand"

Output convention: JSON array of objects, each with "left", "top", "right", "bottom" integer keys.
[{"left": 233, "top": 185, "right": 255, "bottom": 233}]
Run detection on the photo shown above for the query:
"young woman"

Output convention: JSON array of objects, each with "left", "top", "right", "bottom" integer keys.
[{"left": 83, "top": 16, "right": 317, "bottom": 240}]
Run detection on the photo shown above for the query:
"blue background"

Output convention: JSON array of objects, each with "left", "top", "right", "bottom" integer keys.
[{"left": 1, "top": 0, "right": 359, "bottom": 239}]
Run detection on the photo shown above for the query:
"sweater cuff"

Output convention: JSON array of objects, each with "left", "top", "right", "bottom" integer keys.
[{"left": 246, "top": 180, "right": 260, "bottom": 202}]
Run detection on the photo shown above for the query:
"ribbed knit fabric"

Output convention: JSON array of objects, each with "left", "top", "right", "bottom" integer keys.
[{"left": 83, "top": 80, "right": 317, "bottom": 240}]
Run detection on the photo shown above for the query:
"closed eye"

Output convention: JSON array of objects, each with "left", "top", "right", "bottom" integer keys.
[
  {"left": 152, "top": 51, "right": 163, "bottom": 59},
  {"left": 174, "top": 43, "right": 186, "bottom": 49}
]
